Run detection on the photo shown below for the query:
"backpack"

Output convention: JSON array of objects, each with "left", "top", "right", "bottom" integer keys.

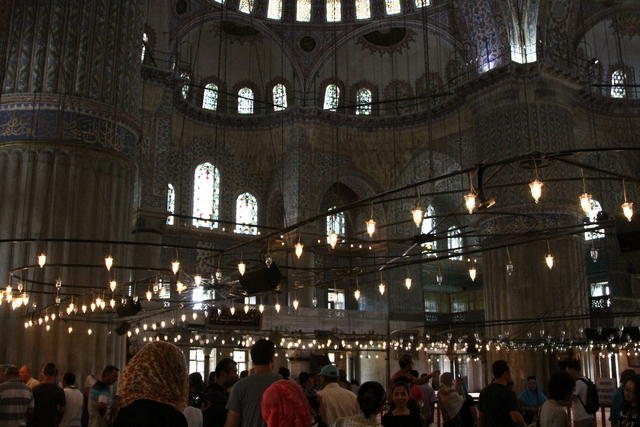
[{"left": 577, "top": 377, "right": 600, "bottom": 415}]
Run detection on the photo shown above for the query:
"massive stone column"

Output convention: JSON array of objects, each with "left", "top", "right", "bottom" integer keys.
[{"left": 0, "top": 0, "right": 142, "bottom": 377}]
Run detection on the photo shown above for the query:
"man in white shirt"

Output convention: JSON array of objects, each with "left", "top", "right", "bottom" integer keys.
[
  {"left": 18, "top": 366, "right": 40, "bottom": 389},
  {"left": 565, "top": 359, "right": 595, "bottom": 427},
  {"left": 60, "top": 373, "right": 83, "bottom": 427},
  {"left": 316, "top": 365, "right": 359, "bottom": 426}
]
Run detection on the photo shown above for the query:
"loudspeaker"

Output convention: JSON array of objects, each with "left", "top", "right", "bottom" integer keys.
[
  {"left": 615, "top": 214, "right": 640, "bottom": 252},
  {"left": 116, "top": 299, "right": 142, "bottom": 317},
  {"left": 239, "top": 262, "right": 282, "bottom": 295},
  {"left": 115, "top": 321, "right": 130, "bottom": 336}
]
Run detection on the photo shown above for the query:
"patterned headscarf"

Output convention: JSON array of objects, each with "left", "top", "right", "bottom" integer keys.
[
  {"left": 261, "top": 380, "right": 312, "bottom": 427},
  {"left": 118, "top": 341, "right": 188, "bottom": 410}
]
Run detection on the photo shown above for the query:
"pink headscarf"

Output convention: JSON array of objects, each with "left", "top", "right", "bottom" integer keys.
[{"left": 261, "top": 380, "right": 312, "bottom": 427}]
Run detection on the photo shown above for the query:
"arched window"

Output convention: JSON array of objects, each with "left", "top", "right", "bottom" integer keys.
[
  {"left": 202, "top": 83, "right": 219, "bottom": 111},
  {"left": 385, "top": 0, "right": 401, "bottom": 15},
  {"left": 273, "top": 84, "right": 287, "bottom": 111},
  {"left": 326, "top": 0, "right": 341, "bottom": 22},
  {"left": 355, "top": 88, "right": 372, "bottom": 115},
  {"left": 296, "top": 0, "right": 311, "bottom": 21},
  {"left": 585, "top": 199, "right": 604, "bottom": 240},
  {"left": 141, "top": 32, "right": 149, "bottom": 62},
  {"left": 355, "top": 0, "right": 371, "bottom": 19},
  {"left": 235, "top": 193, "right": 258, "bottom": 235},
  {"left": 166, "top": 184, "right": 176, "bottom": 225},
  {"left": 421, "top": 205, "right": 436, "bottom": 255},
  {"left": 193, "top": 163, "right": 220, "bottom": 229},
  {"left": 238, "top": 0, "right": 254, "bottom": 13},
  {"left": 267, "top": 0, "right": 282, "bottom": 19},
  {"left": 327, "top": 206, "right": 346, "bottom": 241},
  {"left": 323, "top": 84, "right": 340, "bottom": 111},
  {"left": 415, "top": 0, "right": 430, "bottom": 7},
  {"left": 447, "top": 226, "right": 463, "bottom": 260},
  {"left": 238, "top": 87, "right": 254, "bottom": 114},
  {"left": 180, "top": 72, "right": 190, "bottom": 100},
  {"left": 611, "top": 70, "right": 627, "bottom": 99}
]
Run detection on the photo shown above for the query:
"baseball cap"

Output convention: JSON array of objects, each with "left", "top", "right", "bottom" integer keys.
[{"left": 320, "top": 364, "right": 339, "bottom": 378}]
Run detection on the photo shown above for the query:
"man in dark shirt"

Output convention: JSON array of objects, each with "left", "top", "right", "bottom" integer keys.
[
  {"left": 32, "top": 363, "right": 65, "bottom": 427},
  {"left": 478, "top": 360, "right": 526, "bottom": 427},
  {"left": 204, "top": 358, "right": 238, "bottom": 427}
]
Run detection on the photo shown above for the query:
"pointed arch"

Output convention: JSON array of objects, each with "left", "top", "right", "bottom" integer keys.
[{"left": 235, "top": 193, "right": 258, "bottom": 235}]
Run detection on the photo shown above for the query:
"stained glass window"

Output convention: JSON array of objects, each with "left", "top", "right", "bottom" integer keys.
[
  {"left": 355, "top": 0, "right": 371, "bottom": 19},
  {"left": 141, "top": 32, "right": 148, "bottom": 62},
  {"left": 385, "top": 0, "right": 400, "bottom": 15},
  {"left": 585, "top": 199, "right": 604, "bottom": 240},
  {"left": 323, "top": 84, "right": 340, "bottom": 111},
  {"left": 238, "top": 0, "right": 254, "bottom": 13},
  {"left": 238, "top": 87, "right": 254, "bottom": 114},
  {"left": 193, "top": 163, "right": 220, "bottom": 229},
  {"left": 611, "top": 70, "right": 626, "bottom": 99},
  {"left": 273, "top": 84, "right": 287, "bottom": 111},
  {"left": 415, "top": 0, "right": 430, "bottom": 7},
  {"left": 297, "top": 0, "right": 311, "bottom": 21},
  {"left": 267, "top": 0, "right": 282, "bottom": 19},
  {"left": 327, "top": 206, "right": 346, "bottom": 242},
  {"left": 235, "top": 193, "right": 258, "bottom": 235},
  {"left": 421, "top": 205, "right": 436, "bottom": 255},
  {"left": 447, "top": 226, "right": 463, "bottom": 260},
  {"left": 180, "top": 72, "right": 190, "bottom": 100},
  {"left": 166, "top": 183, "right": 176, "bottom": 225},
  {"left": 355, "top": 88, "right": 372, "bottom": 115},
  {"left": 202, "top": 83, "right": 218, "bottom": 110},
  {"left": 326, "top": 0, "right": 341, "bottom": 22}
]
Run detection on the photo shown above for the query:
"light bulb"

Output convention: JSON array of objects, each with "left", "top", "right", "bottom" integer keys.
[
  {"left": 469, "top": 266, "right": 477, "bottom": 281},
  {"left": 244, "top": 304, "right": 249, "bottom": 314},
  {"left": 292, "top": 299, "right": 299, "bottom": 310},
  {"left": 327, "top": 233, "right": 338, "bottom": 249},
  {"left": 259, "top": 304, "right": 264, "bottom": 313},
  {"left": 194, "top": 275, "right": 202, "bottom": 287},
  {"left": 146, "top": 290, "right": 152, "bottom": 301},
  {"left": 238, "top": 261, "right": 246, "bottom": 276},
  {"left": 55, "top": 279, "right": 62, "bottom": 289},
  {"left": 176, "top": 281, "right": 186, "bottom": 294},
  {"left": 545, "top": 254, "right": 554, "bottom": 269},
  {"left": 51, "top": 313, "right": 56, "bottom": 321},
  {"left": 109, "top": 298, "right": 116, "bottom": 309},
  {"left": 411, "top": 208, "right": 423, "bottom": 228},
  {"left": 192, "top": 312, "right": 198, "bottom": 320},
  {"left": 171, "top": 260, "right": 180, "bottom": 274},
  {"left": 529, "top": 179, "right": 543, "bottom": 203},
  {"left": 275, "top": 303, "right": 281, "bottom": 313},
  {"left": 464, "top": 193, "right": 477, "bottom": 214},
  {"left": 68, "top": 326, "right": 73, "bottom": 334},
  {"left": 404, "top": 277, "right": 412, "bottom": 290},
  {"left": 579, "top": 193, "right": 592, "bottom": 215},
  {"left": 90, "top": 302, "right": 96, "bottom": 312},
  {"left": 366, "top": 218, "right": 376, "bottom": 237},
  {"left": 436, "top": 271, "right": 443, "bottom": 286},
  {"left": 622, "top": 201, "right": 634, "bottom": 222},
  {"left": 180, "top": 314, "right": 186, "bottom": 322},
  {"left": 378, "top": 282, "right": 385, "bottom": 295},
  {"left": 230, "top": 306, "right": 236, "bottom": 315},
  {"left": 45, "top": 325, "right": 50, "bottom": 331},
  {"left": 354, "top": 289, "right": 360, "bottom": 300},
  {"left": 109, "top": 280, "right": 116, "bottom": 293},
  {"left": 38, "top": 253, "right": 47, "bottom": 268},
  {"left": 506, "top": 262, "right": 514, "bottom": 276},
  {"left": 81, "top": 304, "right": 87, "bottom": 313},
  {"left": 294, "top": 242, "right": 304, "bottom": 259},
  {"left": 105, "top": 255, "right": 113, "bottom": 271}
]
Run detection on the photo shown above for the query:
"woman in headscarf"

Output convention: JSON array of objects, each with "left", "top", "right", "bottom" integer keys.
[
  {"left": 261, "top": 379, "right": 313, "bottom": 427},
  {"left": 113, "top": 341, "right": 189, "bottom": 427},
  {"left": 519, "top": 376, "right": 547, "bottom": 425},
  {"left": 438, "top": 373, "right": 464, "bottom": 427}
]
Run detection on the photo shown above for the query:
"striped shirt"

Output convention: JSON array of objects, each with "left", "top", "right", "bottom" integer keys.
[{"left": 0, "top": 379, "right": 34, "bottom": 427}]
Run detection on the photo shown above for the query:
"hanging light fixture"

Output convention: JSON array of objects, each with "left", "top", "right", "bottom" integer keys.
[
  {"left": 505, "top": 247, "right": 514, "bottom": 276},
  {"left": 90, "top": 302, "right": 96, "bottom": 312},
  {"left": 378, "top": 281, "right": 385, "bottom": 295},
  {"left": 366, "top": 218, "right": 376, "bottom": 237},
  {"left": 37, "top": 253, "right": 47, "bottom": 268},
  {"left": 327, "top": 233, "right": 338, "bottom": 249},
  {"left": 294, "top": 240, "right": 304, "bottom": 259},
  {"left": 275, "top": 302, "right": 281, "bottom": 313},
  {"left": 464, "top": 193, "right": 477, "bottom": 215},
  {"left": 404, "top": 277, "right": 412, "bottom": 290},
  {"left": 109, "top": 298, "right": 116, "bottom": 309},
  {"left": 622, "top": 180, "right": 634, "bottom": 222},
  {"left": 258, "top": 304, "right": 265, "bottom": 313},
  {"left": 194, "top": 275, "right": 202, "bottom": 287},
  {"left": 146, "top": 290, "right": 152, "bottom": 301},
  {"left": 545, "top": 241, "right": 554, "bottom": 270},
  {"left": 229, "top": 306, "right": 236, "bottom": 315},
  {"left": 109, "top": 280, "right": 116, "bottom": 293},
  {"left": 468, "top": 265, "right": 477, "bottom": 282},
  {"left": 579, "top": 169, "right": 592, "bottom": 216},
  {"left": 292, "top": 299, "right": 299, "bottom": 310},
  {"left": 244, "top": 304, "right": 249, "bottom": 314},
  {"left": 529, "top": 179, "right": 543, "bottom": 204},
  {"left": 354, "top": 289, "right": 361, "bottom": 301},
  {"left": 81, "top": 304, "right": 87, "bottom": 313},
  {"left": 411, "top": 207, "right": 423, "bottom": 228},
  {"left": 238, "top": 260, "right": 246, "bottom": 276},
  {"left": 176, "top": 281, "right": 186, "bottom": 294},
  {"left": 105, "top": 255, "right": 114, "bottom": 271},
  {"left": 436, "top": 269, "right": 443, "bottom": 286},
  {"left": 171, "top": 260, "right": 180, "bottom": 275},
  {"left": 590, "top": 242, "right": 599, "bottom": 263}
]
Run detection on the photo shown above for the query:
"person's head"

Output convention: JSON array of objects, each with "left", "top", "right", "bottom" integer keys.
[
  {"left": 214, "top": 358, "right": 238, "bottom": 388},
  {"left": 189, "top": 372, "right": 204, "bottom": 393},
  {"left": 118, "top": 341, "right": 188, "bottom": 411},
  {"left": 42, "top": 363, "right": 58, "bottom": 382},
  {"left": 398, "top": 355, "right": 413, "bottom": 371},
  {"left": 321, "top": 364, "right": 339, "bottom": 384},
  {"left": 440, "top": 372, "right": 454, "bottom": 387},
  {"left": 63, "top": 372, "right": 76, "bottom": 388},
  {"left": 298, "top": 372, "right": 311, "bottom": 388},
  {"left": 527, "top": 376, "right": 537, "bottom": 391},
  {"left": 101, "top": 365, "right": 119, "bottom": 385},
  {"left": 5, "top": 366, "right": 19, "bottom": 381},
  {"left": 547, "top": 371, "right": 575, "bottom": 403},
  {"left": 624, "top": 376, "right": 640, "bottom": 408},
  {"left": 390, "top": 381, "right": 410, "bottom": 409},
  {"left": 251, "top": 339, "right": 275, "bottom": 367},
  {"left": 408, "top": 370, "right": 419, "bottom": 379},
  {"left": 18, "top": 366, "right": 32, "bottom": 383},
  {"left": 240, "top": 370, "right": 249, "bottom": 378},
  {"left": 357, "top": 381, "right": 386, "bottom": 419},
  {"left": 492, "top": 360, "right": 511, "bottom": 381},
  {"left": 261, "top": 380, "right": 311, "bottom": 427},
  {"left": 621, "top": 369, "right": 636, "bottom": 386},
  {"left": 278, "top": 367, "right": 290, "bottom": 380},
  {"left": 564, "top": 359, "right": 581, "bottom": 379}
]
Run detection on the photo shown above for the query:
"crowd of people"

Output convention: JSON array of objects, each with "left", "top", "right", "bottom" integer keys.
[{"left": 1, "top": 341, "right": 640, "bottom": 427}]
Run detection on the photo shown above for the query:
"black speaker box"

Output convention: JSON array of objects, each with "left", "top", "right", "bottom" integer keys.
[
  {"left": 116, "top": 299, "right": 142, "bottom": 317},
  {"left": 615, "top": 214, "right": 640, "bottom": 252},
  {"left": 239, "top": 262, "right": 282, "bottom": 295}
]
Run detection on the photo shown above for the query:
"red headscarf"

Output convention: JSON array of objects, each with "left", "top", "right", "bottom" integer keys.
[{"left": 261, "top": 380, "right": 312, "bottom": 427}]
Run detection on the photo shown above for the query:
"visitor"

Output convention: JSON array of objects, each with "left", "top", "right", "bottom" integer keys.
[
  {"left": 88, "top": 365, "right": 119, "bottom": 427},
  {"left": 60, "top": 372, "right": 84, "bottom": 427},
  {"left": 619, "top": 374, "right": 640, "bottom": 426},
  {"left": 278, "top": 367, "right": 290, "bottom": 380},
  {"left": 19, "top": 366, "right": 40, "bottom": 388},
  {"left": 225, "top": 339, "right": 281, "bottom": 427},
  {"left": 261, "top": 379, "right": 312, "bottom": 427},
  {"left": 519, "top": 375, "right": 547, "bottom": 424},
  {"left": 538, "top": 371, "right": 575, "bottom": 427},
  {"left": 316, "top": 364, "right": 359, "bottom": 426},
  {"left": 564, "top": 359, "right": 596, "bottom": 427},
  {"left": 297, "top": 372, "right": 319, "bottom": 417},
  {"left": 381, "top": 381, "right": 421, "bottom": 427},
  {"left": 239, "top": 371, "right": 248, "bottom": 379},
  {"left": 390, "top": 355, "right": 438, "bottom": 387},
  {"left": 185, "top": 373, "right": 204, "bottom": 427},
  {"left": 612, "top": 369, "right": 637, "bottom": 426},
  {"left": 418, "top": 373, "right": 436, "bottom": 426},
  {"left": 333, "top": 381, "right": 386, "bottom": 427},
  {"left": 478, "top": 360, "right": 526, "bottom": 427},
  {"left": 438, "top": 373, "right": 464, "bottom": 427},
  {"left": 113, "top": 341, "right": 188, "bottom": 427},
  {"left": 203, "top": 358, "right": 238, "bottom": 427},
  {"left": 0, "top": 365, "right": 33, "bottom": 426},
  {"left": 32, "top": 362, "right": 66, "bottom": 427},
  {"left": 454, "top": 377, "right": 477, "bottom": 427}
]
